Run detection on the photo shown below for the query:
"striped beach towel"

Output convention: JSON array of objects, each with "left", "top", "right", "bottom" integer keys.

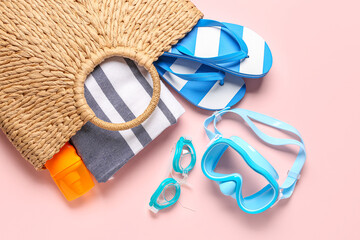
[{"left": 71, "top": 57, "right": 184, "bottom": 183}]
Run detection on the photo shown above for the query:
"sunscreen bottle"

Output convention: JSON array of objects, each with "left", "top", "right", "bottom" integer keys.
[{"left": 45, "top": 142, "right": 94, "bottom": 201}]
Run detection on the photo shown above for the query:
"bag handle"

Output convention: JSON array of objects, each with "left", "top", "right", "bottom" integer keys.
[
  {"left": 75, "top": 48, "right": 161, "bottom": 131},
  {"left": 89, "top": 64, "right": 160, "bottom": 131}
]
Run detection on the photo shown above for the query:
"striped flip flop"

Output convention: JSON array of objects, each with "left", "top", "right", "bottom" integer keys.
[
  {"left": 155, "top": 55, "right": 246, "bottom": 110},
  {"left": 163, "top": 19, "right": 273, "bottom": 79}
]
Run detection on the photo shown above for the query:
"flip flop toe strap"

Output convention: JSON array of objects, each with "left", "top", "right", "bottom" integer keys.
[
  {"left": 155, "top": 61, "right": 225, "bottom": 85},
  {"left": 175, "top": 19, "right": 249, "bottom": 64}
]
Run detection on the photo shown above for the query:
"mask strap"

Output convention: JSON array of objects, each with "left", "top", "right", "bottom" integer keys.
[
  {"left": 204, "top": 107, "right": 230, "bottom": 140},
  {"left": 209, "top": 108, "right": 306, "bottom": 200}
]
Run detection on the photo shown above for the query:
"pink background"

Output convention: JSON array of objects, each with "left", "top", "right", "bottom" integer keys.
[{"left": 1, "top": 0, "right": 359, "bottom": 239}]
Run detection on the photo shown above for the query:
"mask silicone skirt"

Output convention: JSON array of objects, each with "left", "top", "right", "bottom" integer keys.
[{"left": 202, "top": 108, "right": 306, "bottom": 214}]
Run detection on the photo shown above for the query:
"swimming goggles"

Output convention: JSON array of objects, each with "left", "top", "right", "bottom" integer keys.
[
  {"left": 202, "top": 108, "right": 306, "bottom": 214},
  {"left": 149, "top": 136, "right": 196, "bottom": 213}
]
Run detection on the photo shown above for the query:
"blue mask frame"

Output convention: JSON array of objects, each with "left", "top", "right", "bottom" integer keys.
[
  {"left": 149, "top": 137, "right": 196, "bottom": 213},
  {"left": 202, "top": 108, "right": 306, "bottom": 214}
]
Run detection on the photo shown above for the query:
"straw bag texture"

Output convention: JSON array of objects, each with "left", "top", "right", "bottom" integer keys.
[{"left": 0, "top": 0, "right": 203, "bottom": 170}]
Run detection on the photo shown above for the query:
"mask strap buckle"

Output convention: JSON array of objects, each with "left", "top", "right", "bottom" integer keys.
[{"left": 288, "top": 170, "right": 301, "bottom": 180}]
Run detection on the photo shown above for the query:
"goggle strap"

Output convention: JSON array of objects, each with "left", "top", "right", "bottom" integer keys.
[{"left": 177, "top": 199, "right": 196, "bottom": 213}]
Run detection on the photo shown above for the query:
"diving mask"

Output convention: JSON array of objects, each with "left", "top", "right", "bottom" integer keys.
[{"left": 202, "top": 108, "right": 306, "bottom": 214}]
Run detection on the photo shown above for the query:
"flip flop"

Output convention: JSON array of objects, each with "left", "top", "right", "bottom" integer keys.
[
  {"left": 155, "top": 55, "right": 246, "bottom": 111},
  {"left": 163, "top": 19, "right": 273, "bottom": 79}
]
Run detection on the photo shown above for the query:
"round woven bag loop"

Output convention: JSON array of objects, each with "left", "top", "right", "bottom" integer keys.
[{"left": 75, "top": 47, "right": 161, "bottom": 131}]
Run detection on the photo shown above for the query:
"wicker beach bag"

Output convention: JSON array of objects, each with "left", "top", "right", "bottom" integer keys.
[{"left": 0, "top": 0, "right": 203, "bottom": 170}]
